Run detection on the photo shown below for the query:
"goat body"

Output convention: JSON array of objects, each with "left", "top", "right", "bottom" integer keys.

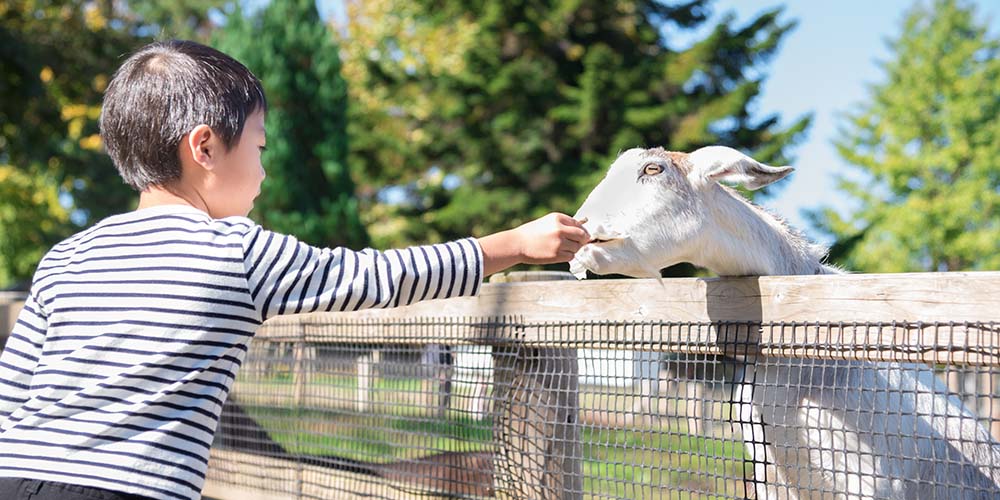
[{"left": 571, "top": 145, "right": 1000, "bottom": 499}]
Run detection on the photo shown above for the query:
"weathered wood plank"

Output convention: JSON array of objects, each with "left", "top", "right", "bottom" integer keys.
[
  {"left": 253, "top": 273, "right": 1000, "bottom": 365},
  {"left": 261, "top": 272, "right": 1000, "bottom": 326},
  {"left": 0, "top": 296, "right": 26, "bottom": 350},
  {"left": 488, "top": 271, "right": 582, "bottom": 500}
]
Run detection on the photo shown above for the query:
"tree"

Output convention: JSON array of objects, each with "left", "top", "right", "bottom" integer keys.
[
  {"left": 0, "top": 0, "right": 138, "bottom": 287},
  {"left": 127, "top": 1, "right": 228, "bottom": 41},
  {"left": 0, "top": 1, "right": 239, "bottom": 288},
  {"left": 214, "top": 0, "right": 368, "bottom": 248},
  {"left": 0, "top": 166, "right": 69, "bottom": 288},
  {"left": 810, "top": 0, "right": 1000, "bottom": 272},
  {"left": 340, "top": 0, "right": 810, "bottom": 258}
]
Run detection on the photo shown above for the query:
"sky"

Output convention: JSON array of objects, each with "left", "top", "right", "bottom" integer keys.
[
  {"left": 691, "top": 1, "right": 1000, "bottom": 242},
  {"left": 316, "top": 0, "right": 1000, "bottom": 244}
]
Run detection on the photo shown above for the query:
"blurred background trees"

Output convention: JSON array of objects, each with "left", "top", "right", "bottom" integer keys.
[
  {"left": 1, "top": 0, "right": 141, "bottom": 287},
  {"left": 341, "top": 0, "right": 809, "bottom": 251},
  {"left": 809, "top": 0, "right": 1000, "bottom": 272},
  {"left": 215, "top": 0, "right": 368, "bottom": 248},
  {"left": 0, "top": 0, "right": 235, "bottom": 286},
  {"left": 2, "top": 0, "right": 996, "bottom": 289}
]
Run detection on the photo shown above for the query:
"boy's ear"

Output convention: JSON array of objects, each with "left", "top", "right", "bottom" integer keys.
[{"left": 184, "top": 124, "right": 217, "bottom": 170}]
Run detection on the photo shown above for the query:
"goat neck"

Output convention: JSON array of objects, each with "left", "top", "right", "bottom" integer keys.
[{"left": 691, "top": 184, "right": 837, "bottom": 277}]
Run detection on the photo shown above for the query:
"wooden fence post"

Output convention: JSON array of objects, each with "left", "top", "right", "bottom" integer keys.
[
  {"left": 983, "top": 372, "right": 1000, "bottom": 442},
  {"left": 290, "top": 321, "right": 306, "bottom": 498},
  {"left": 490, "top": 271, "right": 582, "bottom": 500},
  {"left": 421, "top": 344, "right": 454, "bottom": 418},
  {"left": 293, "top": 340, "right": 307, "bottom": 408},
  {"left": 0, "top": 293, "right": 27, "bottom": 351},
  {"left": 357, "top": 353, "right": 371, "bottom": 413}
]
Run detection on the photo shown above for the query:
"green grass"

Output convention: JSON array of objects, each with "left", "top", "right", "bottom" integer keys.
[
  {"left": 580, "top": 427, "right": 750, "bottom": 498},
  {"left": 239, "top": 372, "right": 426, "bottom": 392},
  {"left": 238, "top": 404, "right": 751, "bottom": 498},
  {"left": 243, "top": 405, "right": 494, "bottom": 461},
  {"left": 232, "top": 374, "right": 751, "bottom": 497}
]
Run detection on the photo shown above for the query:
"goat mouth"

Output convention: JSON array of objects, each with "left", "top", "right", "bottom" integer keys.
[{"left": 588, "top": 237, "right": 624, "bottom": 245}]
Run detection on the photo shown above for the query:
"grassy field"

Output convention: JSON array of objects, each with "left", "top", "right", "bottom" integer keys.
[{"left": 233, "top": 373, "right": 752, "bottom": 499}]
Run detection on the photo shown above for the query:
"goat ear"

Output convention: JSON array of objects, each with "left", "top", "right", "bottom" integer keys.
[{"left": 688, "top": 145, "right": 794, "bottom": 190}]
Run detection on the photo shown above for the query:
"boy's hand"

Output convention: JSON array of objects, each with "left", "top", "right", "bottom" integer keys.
[
  {"left": 513, "top": 212, "right": 591, "bottom": 264},
  {"left": 478, "top": 212, "right": 591, "bottom": 276}
]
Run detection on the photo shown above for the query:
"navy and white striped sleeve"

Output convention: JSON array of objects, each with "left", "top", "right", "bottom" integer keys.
[
  {"left": 242, "top": 226, "right": 483, "bottom": 321},
  {"left": 0, "top": 293, "right": 46, "bottom": 421}
]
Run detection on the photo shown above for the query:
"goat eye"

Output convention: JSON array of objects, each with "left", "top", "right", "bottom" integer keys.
[{"left": 643, "top": 163, "right": 664, "bottom": 176}]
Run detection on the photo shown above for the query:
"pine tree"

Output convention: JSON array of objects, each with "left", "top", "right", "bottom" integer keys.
[
  {"left": 810, "top": 0, "right": 1000, "bottom": 272},
  {"left": 214, "top": 0, "right": 368, "bottom": 248},
  {"left": 341, "top": 0, "right": 809, "bottom": 255}
]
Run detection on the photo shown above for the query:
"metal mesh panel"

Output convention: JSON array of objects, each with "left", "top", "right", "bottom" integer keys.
[{"left": 208, "top": 319, "right": 1000, "bottom": 499}]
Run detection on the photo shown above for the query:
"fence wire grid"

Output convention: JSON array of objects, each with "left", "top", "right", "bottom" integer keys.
[{"left": 208, "top": 319, "right": 1000, "bottom": 500}]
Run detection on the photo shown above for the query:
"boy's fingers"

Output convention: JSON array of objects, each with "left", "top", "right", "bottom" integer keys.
[
  {"left": 559, "top": 238, "right": 586, "bottom": 254},
  {"left": 556, "top": 250, "right": 578, "bottom": 261},
  {"left": 564, "top": 226, "right": 590, "bottom": 244},
  {"left": 555, "top": 212, "right": 587, "bottom": 228}
]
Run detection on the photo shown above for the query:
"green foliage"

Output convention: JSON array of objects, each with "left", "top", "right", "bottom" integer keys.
[
  {"left": 0, "top": 166, "right": 69, "bottom": 287},
  {"left": 0, "top": 1, "right": 228, "bottom": 288},
  {"left": 811, "top": 0, "right": 1000, "bottom": 272},
  {"left": 127, "top": 1, "right": 227, "bottom": 41},
  {"left": 214, "top": 0, "right": 368, "bottom": 248},
  {"left": 1, "top": 0, "right": 811, "bottom": 286},
  {"left": 0, "top": 1, "right": 138, "bottom": 287},
  {"left": 342, "top": 0, "right": 810, "bottom": 253}
]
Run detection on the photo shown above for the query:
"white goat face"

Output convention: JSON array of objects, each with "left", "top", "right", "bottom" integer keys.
[{"left": 570, "top": 146, "right": 793, "bottom": 279}]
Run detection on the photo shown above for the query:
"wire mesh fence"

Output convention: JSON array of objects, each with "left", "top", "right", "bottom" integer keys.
[{"left": 207, "top": 315, "right": 1000, "bottom": 499}]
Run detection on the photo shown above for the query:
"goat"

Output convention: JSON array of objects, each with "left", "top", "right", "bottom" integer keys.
[{"left": 569, "top": 146, "right": 1000, "bottom": 500}]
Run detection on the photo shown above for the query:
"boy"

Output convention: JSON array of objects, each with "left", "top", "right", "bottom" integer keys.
[{"left": 0, "top": 40, "right": 589, "bottom": 500}]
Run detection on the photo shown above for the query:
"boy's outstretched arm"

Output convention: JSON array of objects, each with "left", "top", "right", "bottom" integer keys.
[
  {"left": 477, "top": 212, "right": 590, "bottom": 277},
  {"left": 242, "top": 212, "right": 590, "bottom": 321}
]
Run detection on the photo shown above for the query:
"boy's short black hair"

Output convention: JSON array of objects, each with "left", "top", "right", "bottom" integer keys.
[{"left": 99, "top": 40, "right": 267, "bottom": 191}]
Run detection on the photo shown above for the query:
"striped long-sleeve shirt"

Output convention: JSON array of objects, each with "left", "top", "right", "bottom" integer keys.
[{"left": 0, "top": 204, "right": 483, "bottom": 500}]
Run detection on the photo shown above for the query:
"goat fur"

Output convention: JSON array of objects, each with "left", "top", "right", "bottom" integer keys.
[{"left": 570, "top": 146, "right": 1000, "bottom": 500}]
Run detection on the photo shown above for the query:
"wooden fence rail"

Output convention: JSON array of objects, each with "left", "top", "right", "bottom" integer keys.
[
  {"left": 0, "top": 292, "right": 27, "bottom": 351},
  {"left": 3, "top": 273, "right": 999, "bottom": 499},
  {"left": 255, "top": 272, "right": 1000, "bottom": 366},
  {"left": 203, "top": 271, "right": 1000, "bottom": 500}
]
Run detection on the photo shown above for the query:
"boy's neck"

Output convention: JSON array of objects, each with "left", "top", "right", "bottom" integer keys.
[{"left": 137, "top": 184, "right": 210, "bottom": 215}]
